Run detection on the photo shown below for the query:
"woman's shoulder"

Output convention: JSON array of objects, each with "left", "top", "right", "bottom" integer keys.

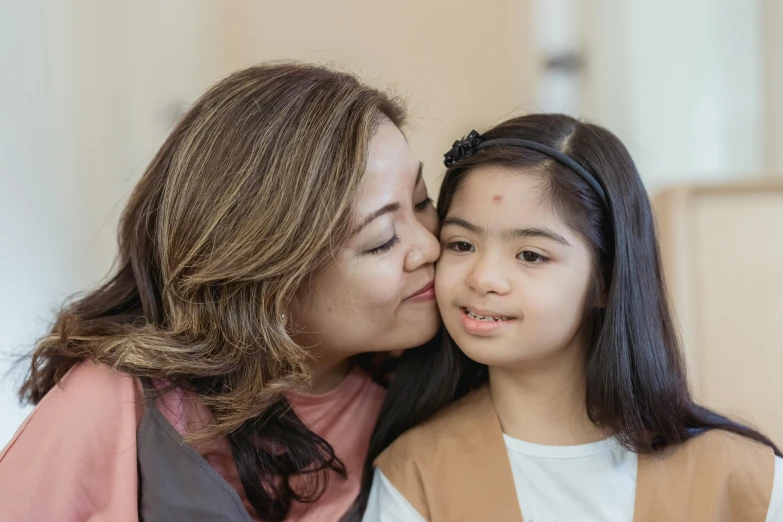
[
  {"left": 3, "top": 360, "right": 143, "bottom": 456},
  {"left": 55, "top": 359, "right": 141, "bottom": 402},
  {"left": 42, "top": 361, "right": 143, "bottom": 428},
  {"left": 0, "top": 361, "right": 143, "bottom": 521},
  {"left": 1, "top": 361, "right": 144, "bottom": 460}
]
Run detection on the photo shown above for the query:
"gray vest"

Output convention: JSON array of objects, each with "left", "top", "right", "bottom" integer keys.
[{"left": 136, "top": 379, "right": 254, "bottom": 521}]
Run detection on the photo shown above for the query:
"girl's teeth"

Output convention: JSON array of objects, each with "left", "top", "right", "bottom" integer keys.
[{"left": 466, "top": 310, "right": 510, "bottom": 322}]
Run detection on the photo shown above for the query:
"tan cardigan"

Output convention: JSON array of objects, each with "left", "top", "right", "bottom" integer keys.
[{"left": 376, "top": 386, "right": 774, "bottom": 521}]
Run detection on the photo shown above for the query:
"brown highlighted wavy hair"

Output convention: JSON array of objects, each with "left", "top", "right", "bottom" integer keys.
[{"left": 19, "top": 62, "right": 405, "bottom": 520}]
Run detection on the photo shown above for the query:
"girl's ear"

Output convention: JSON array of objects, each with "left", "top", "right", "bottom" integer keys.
[
  {"left": 590, "top": 275, "right": 608, "bottom": 309},
  {"left": 596, "top": 287, "right": 608, "bottom": 309}
]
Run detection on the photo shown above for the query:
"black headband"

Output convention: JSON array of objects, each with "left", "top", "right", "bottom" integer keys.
[{"left": 443, "top": 130, "right": 608, "bottom": 206}]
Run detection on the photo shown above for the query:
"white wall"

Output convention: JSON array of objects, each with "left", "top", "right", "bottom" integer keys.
[
  {"left": 533, "top": 0, "right": 581, "bottom": 115},
  {"left": 763, "top": 0, "right": 783, "bottom": 176},
  {"left": 0, "top": 2, "right": 228, "bottom": 444},
  {"left": 579, "top": 0, "right": 767, "bottom": 195},
  {"left": 1, "top": 2, "right": 88, "bottom": 442}
]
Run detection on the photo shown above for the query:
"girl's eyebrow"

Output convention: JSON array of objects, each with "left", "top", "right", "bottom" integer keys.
[{"left": 441, "top": 216, "right": 571, "bottom": 247}]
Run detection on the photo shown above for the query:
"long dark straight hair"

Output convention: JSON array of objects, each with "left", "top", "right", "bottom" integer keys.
[{"left": 347, "top": 113, "right": 781, "bottom": 519}]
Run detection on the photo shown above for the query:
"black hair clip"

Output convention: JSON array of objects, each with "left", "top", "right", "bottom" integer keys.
[{"left": 443, "top": 130, "right": 482, "bottom": 167}]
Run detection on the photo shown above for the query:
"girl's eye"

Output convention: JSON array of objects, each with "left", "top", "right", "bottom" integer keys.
[
  {"left": 366, "top": 234, "right": 400, "bottom": 255},
  {"left": 414, "top": 197, "right": 434, "bottom": 212},
  {"left": 518, "top": 250, "right": 549, "bottom": 264},
  {"left": 447, "top": 241, "right": 474, "bottom": 253}
]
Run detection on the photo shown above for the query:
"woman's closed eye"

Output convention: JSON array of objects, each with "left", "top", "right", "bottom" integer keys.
[
  {"left": 414, "top": 197, "right": 434, "bottom": 212},
  {"left": 366, "top": 234, "right": 401, "bottom": 255}
]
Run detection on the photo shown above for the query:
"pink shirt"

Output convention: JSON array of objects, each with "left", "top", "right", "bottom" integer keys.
[{"left": 0, "top": 361, "right": 385, "bottom": 521}]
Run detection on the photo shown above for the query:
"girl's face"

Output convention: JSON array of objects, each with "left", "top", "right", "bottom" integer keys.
[
  {"left": 290, "top": 121, "right": 441, "bottom": 357},
  {"left": 435, "top": 166, "right": 595, "bottom": 369}
]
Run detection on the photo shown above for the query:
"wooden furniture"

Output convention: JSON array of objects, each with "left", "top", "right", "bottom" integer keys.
[{"left": 654, "top": 179, "right": 783, "bottom": 447}]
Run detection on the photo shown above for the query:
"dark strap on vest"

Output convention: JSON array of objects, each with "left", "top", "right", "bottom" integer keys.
[{"left": 136, "top": 378, "right": 254, "bottom": 522}]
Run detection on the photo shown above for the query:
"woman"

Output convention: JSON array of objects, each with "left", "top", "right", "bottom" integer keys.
[{"left": 0, "top": 62, "right": 440, "bottom": 522}]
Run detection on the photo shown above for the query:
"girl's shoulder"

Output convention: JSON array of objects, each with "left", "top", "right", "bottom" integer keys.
[
  {"left": 373, "top": 385, "right": 523, "bottom": 522},
  {"left": 377, "top": 385, "right": 494, "bottom": 466},
  {"left": 642, "top": 428, "right": 775, "bottom": 475},
  {"left": 636, "top": 429, "right": 776, "bottom": 521}
]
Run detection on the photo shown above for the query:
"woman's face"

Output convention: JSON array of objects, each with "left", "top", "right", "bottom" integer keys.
[{"left": 290, "top": 120, "right": 440, "bottom": 358}]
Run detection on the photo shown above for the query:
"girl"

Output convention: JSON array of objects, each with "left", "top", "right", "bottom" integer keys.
[
  {"left": 0, "top": 63, "right": 441, "bottom": 521},
  {"left": 358, "top": 114, "right": 783, "bottom": 521}
]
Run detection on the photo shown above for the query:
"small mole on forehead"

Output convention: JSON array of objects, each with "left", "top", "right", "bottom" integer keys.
[{"left": 492, "top": 194, "right": 502, "bottom": 202}]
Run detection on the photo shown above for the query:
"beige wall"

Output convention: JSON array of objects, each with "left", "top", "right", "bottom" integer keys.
[
  {"left": 79, "top": 0, "right": 538, "bottom": 265},
  {"left": 207, "top": 0, "right": 537, "bottom": 193},
  {"left": 35, "top": 0, "right": 538, "bottom": 315},
  {"left": 0, "top": 0, "right": 537, "bottom": 445}
]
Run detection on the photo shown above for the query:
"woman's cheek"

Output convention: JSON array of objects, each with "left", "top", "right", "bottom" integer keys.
[
  {"left": 373, "top": 271, "right": 405, "bottom": 308},
  {"left": 344, "top": 260, "right": 404, "bottom": 310}
]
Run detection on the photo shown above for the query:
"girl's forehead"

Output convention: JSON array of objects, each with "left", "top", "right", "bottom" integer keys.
[
  {"left": 451, "top": 167, "right": 545, "bottom": 210},
  {"left": 446, "top": 168, "right": 576, "bottom": 234}
]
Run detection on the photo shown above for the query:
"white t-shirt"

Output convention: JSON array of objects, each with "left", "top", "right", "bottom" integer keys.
[{"left": 363, "top": 435, "right": 783, "bottom": 522}]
